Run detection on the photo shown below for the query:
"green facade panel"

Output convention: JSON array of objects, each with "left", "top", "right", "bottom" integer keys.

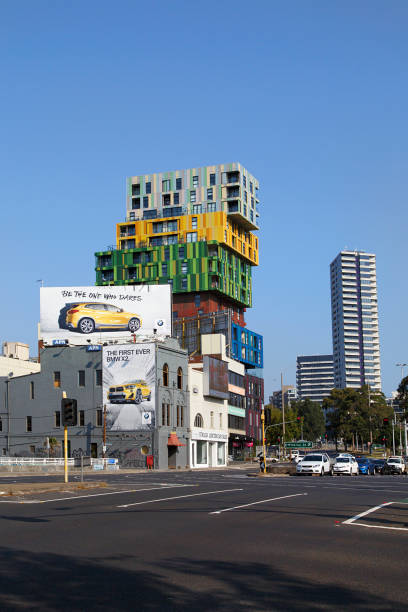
[{"left": 95, "top": 240, "right": 252, "bottom": 308}]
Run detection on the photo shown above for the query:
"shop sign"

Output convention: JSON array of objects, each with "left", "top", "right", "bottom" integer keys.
[{"left": 192, "top": 428, "right": 228, "bottom": 442}]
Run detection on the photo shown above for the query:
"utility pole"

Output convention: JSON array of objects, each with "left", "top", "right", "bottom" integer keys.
[
  {"left": 261, "top": 405, "right": 266, "bottom": 474},
  {"left": 368, "top": 385, "right": 373, "bottom": 445},
  {"left": 392, "top": 415, "right": 396, "bottom": 456},
  {"left": 62, "top": 390, "right": 68, "bottom": 484},
  {"left": 281, "top": 372, "right": 285, "bottom": 457}
]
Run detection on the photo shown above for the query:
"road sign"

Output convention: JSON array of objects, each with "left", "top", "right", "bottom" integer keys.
[{"left": 285, "top": 441, "right": 312, "bottom": 449}]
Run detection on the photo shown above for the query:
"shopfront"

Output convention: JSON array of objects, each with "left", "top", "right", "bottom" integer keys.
[{"left": 190, "top": 428, "right": 228, "bottom": 468}]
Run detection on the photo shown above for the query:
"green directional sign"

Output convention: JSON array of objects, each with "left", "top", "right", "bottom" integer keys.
[
  {"left": 285, "top": 441, "right": 312, "bottom": 449},
  {"left": 371, "top": 444, "right": 385, "bottom": 449}
]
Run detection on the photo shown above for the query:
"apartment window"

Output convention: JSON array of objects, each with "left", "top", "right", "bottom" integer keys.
[
  {"left": 207, "top": 202, "right": 216, "bottom": 212},
  {"left": 243, "top": 175, "right": 247, "bottom": 188},
  {"left": 192, "top": 204, "right": 202, "bottom": 214},
  {"left": 176, "top": 405, "right": 184, "bottom": 427},
  {"left": 207, "top": 188, "right": 213, "bottom": 200},
  {"left": 219, "top": 413, "right": 222, "bottom": 429},
  {"left": 173, "top": 192, "right": 179, "bottom": 205},
  {"left": 210, "top": 411, "right": 214, "bottom": 428},
  {"left": 186, "top": 232, "right": 197, "bottom": 242},
  {"left": 192, "top": 217, "right": 197, "bottom": 229},
  {"left": 143, "top": 196, "right": 149, "bottom": 208},
  {"left": 162, "top": 262, "right": 168, "bottom": 275},
  {"left": 145, "top": 181, "right": 151, "bottom": 194},
  {"left": 163, "top": 363, "right": 169, "bottom": 387},
  {"left": 163, "top": 194, "right": 171, "bottom": 206},
  {"left": 162, "top": 179, "right": 171, "bottom": 191},
  {"left": 190, "top": 190, "right": 196, "bottom": 203},
  {"left": 132, "top": 184, "right": 140, "bottom": 196},
  {"left": 96, "top": 370, "right": 102, "bottom": 386},
  {"left": 53, "top": 371, "right": 61, "bottom": 388},
  {"left": 178, "top": 246, "right": 185, "bottom": 258},
  {"left": 176, "top": 177, "right": 182, "bottom": 190},
  {"left": 79, "top": 410, "right": 85, "bottom": 426},
  {"left": 210, "top": 173, "right": 216, "bottom": 186},
  {"left": 181, "top": 262, "right": 188, "bottom": 274},
  {"left": 194, "top": 413, "right": 203, "bottom": 428},
  {"left": 243, "top": 205, "right": 247, "bottom": 216},
  {"left": 250, "top": 181, "right": 253, "bottom": 194},
  {"left": 132, "top": 198, "right": 140, "bottom": 209},
  {"left": 26, "top": 416, "right": 32, "bottom": 432},
  {"left": 55, "top": 411, "right": 61, "bottom": 428},
  {"left": 78, "top": 371, "right": 85, "bottom": 387},
  {"left": 30, "top": 381, "right": 34, "bottom": 400},
  {"left": 95, "top": 409, "right": 102, "bottom": 427},
  {"left": 181, "top": 278, "right": 188, "bottom": 290},
  {"left": 161, "top": 403, "right": 170, "bottom": 426},
  {"left": 177, "top": 367, "right": 183, "bottom": 389},
  {"left": 192, "top": 175, "right": 199, "bottom": 187},
  {"left": 244, "top": 191, "right": 247, "bottom": 202}
]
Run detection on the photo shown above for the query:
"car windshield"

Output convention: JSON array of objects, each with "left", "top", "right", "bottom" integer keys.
[
  {"left": 303, "top": 455, "right": 322, "bottom": 462},
  {"left": 336, "top": 458, "right": 350, "bottom": 463},
  {"left": 357, "top": 459, "right": 368, "bottom": 464},
  {"left": 388, "top": 458, "right": 402, "bottom": 463}
]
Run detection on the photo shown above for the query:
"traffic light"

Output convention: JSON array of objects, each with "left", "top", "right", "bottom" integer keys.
[
  {"left": 277, "top": 436, "right": 281, "bottom": 443},
  {"left": 61, "top": 398, "right": 77, "bottom": 426},
  {"left": 383, "top": 418, "right": 389, "bottom": 424},
  {"left": 296, "top": 416, "right": 301, "bottom": 422},
  {"left": 382, "top": 436, "right": 386, "bottom": 444}
]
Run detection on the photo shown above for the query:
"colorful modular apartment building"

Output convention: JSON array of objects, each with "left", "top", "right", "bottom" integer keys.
[{"left": 95, "top": 162, "right": 264, "bottom": 449}]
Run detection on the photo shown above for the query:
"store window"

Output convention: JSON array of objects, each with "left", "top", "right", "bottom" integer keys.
[
  {"left": 196, "top": 441, "right": 207, "bottom": 464},
  {"left": 217, "top": 443, "right": 225, "bottom": 465}
]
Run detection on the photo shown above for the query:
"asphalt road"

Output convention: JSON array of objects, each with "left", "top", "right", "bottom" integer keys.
[{"left": 0, "top": 469, "right": 407, "bottom": 611}]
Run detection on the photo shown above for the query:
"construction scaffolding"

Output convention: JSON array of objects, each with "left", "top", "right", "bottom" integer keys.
[{"left": 173, "top": 310, "right": 232, "bottom": 358}]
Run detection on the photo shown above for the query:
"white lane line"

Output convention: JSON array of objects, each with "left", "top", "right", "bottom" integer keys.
[
  {"left": 350, "top": 522, "right": 408, "bottom": 531},
  {"left": 210, "top": 492, "right": 308, "bottom": 515},
  {"left": 118, "top": 488, "right": 243, "bottom": 508},
  {"left": 0, "top": 485, "right": 194, "bottom": 504},
  {"left": 343, "top": 501, "right": 393, "bottom": 525}
]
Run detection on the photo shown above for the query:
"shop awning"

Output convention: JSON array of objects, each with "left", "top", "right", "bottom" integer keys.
[{"left": 167, "top": 432, "right": 186, "bottom": 447}]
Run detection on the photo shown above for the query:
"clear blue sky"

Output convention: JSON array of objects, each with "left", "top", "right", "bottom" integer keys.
[{"left": 1, "top": 0, "right": 407, "bottom": 399}]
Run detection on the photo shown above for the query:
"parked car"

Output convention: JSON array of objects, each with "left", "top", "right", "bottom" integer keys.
[
  {"left": 64, "top": 302, "right": 142, "bottom": 334},
  {"left": 291, "top": 451, "right": 307, "bottom": 464},
  {"left": 332, "top": 456, "right": 359, "bottom": 476},
  {"left": 296, "top": 453, "right": 332, "bottom": 476},
  {"left": 371, "top": 458, "right": 386, "bottom": 473},
  {"left": 381, "top": 456, "right": 406, "bottom": 475},
  {"left": 108, "top": 380, "right": 151, "bottom": 404},
  {"left": 356, "top": 458, "right": 376, "bottom": 475}
]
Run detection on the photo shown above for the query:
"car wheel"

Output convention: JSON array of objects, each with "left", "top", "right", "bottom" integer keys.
[
  {"left": 329, "top": 468, "right": 334, "bottom": 476},
  {"left": 78, "top": 318, "right": 95, "bottom": 334},
  {"left": 146, "top": 394, "right": 151, "bottom": 402},
  {"left": 128, "top": 318, "right": 141, "bottom": 333},
  {"left": 320, "top": 468, "right": 324, "bottom": 477},
  {"left": 135, "top": 389, "right": 142, "bottom": 404}
]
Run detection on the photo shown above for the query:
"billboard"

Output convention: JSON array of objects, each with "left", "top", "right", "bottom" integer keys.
[
  {"left": 203, "top": 355, "right": 229, "bottom": 399},
  {"left": 102, "top": 343, "right": 156, "bottom": 431},
  {"left": 40, "top": 285, "right": 171, "bottom": 344}
]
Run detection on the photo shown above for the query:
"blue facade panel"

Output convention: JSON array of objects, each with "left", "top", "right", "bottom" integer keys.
[{"left": 231, "top": 323, "right": 263, "bottom": 369}]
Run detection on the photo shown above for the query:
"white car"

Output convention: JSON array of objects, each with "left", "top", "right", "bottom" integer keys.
[
  {"left": 336, "top": 453, "right": 356, "bottom": 460},
  {"left": 333, "top": 456, "right": 359, "bottom": 476},
  {"left": 296, "top": 453, "right": 332, "bottom": 476},
  {"left": 383, "top": 456, "right": 406, "bottom": 474},
  {"left": 291, "top": 451, "right": 307, "bottom": 464}
]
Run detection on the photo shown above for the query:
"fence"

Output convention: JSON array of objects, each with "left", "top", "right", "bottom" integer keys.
[{"left": 0, "top": 457, "right": 118, "bottom": 467}]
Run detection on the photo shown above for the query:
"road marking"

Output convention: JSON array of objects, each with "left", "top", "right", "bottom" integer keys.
[
  {"left": 118, "top": 488, "right": 243, "bottom": 508},
  {"left": 343, "top": 501, "right": 393, "bottom": 524},
  {"left": 210, "top": 492, "right": 308, "bottom": 515},
  {"left": 0, "top": 484, "right": 193, "bottom": 504},
  {"left": 343, "top": 500, "right": 408, "bottom": 531}
]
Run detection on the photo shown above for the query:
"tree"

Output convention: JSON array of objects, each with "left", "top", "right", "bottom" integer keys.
[
  {"left": 291, "top": 399, "right": 325, "bottom": 441},
  {"left": 323, "top": 386, "right": 392, "bottom": 449},
  {"left": 264, "top": 406, "right": 300, "bottom": 444},
  {"left": 397, "top": 376, "right": 408, "bottom": 418}
]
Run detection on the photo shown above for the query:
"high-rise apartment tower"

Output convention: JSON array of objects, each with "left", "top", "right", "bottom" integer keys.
[{"left": 330, "top": 251, "right": 381, "bottom": 391}]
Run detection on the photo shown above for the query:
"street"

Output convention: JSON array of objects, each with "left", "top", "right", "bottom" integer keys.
[{"left": 0, "top": 469, "right": 406, "bottom": 610}]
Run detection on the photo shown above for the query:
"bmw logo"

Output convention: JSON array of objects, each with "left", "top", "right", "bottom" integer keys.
[{"left": 157, "top": 320, "right": 164, "bottom": 326}]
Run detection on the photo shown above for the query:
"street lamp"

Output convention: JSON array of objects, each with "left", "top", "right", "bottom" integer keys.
[
  {"left": 396, "top": 363, "right": 407, "bottom": 381},
  {"left": 396, "top": 364, "right": 408, "bottom": 455}
]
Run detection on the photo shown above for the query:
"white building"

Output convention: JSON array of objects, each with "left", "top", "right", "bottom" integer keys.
[
  {"left": 0, "top": 343, "right": 41, "bottom": 378},
  {"left": 330, "top": 251, "right": 381, "bottom": 391},
  {"left": 296, "top": 355, "right": 334, "bottom": 404}
]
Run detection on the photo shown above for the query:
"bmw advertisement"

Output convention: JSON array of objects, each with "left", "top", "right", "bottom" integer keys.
[
  {"left": 40, "top": 285, "right": 171, "bottom": 344},
  {"left": 102, "top": 342, "right": 156, "bottom": 431}
]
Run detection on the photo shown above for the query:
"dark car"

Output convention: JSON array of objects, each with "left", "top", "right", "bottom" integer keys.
[
  {"left": 356, "top": 458, "right": 375, "bottom": 475},
  {"left": 371, "top": 458, "right": 386, "bottom": 473}
]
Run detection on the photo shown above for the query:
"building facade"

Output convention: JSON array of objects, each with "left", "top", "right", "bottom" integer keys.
[
  {"left": 269, "top": 385, "right": 298, "bottom": 410},
  {"left": 95, "top": 163, "right": 264, "bottom": 454},
  {"left": 330, "top": 251, "right": 381, "bottom": 391},
  {"left": 0, "top": 341, "right": 190, "bottom": 469},
  {"left": 296, "top": 355, "right": 334, "bottom": 404}
]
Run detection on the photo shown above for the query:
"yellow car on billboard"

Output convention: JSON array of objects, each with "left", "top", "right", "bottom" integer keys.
[
  {"left": 64, "top": 302, "right": 142, "bottom": 334},
  {"left": 108, "top": 381, "right": 151, "bottom": 405}
]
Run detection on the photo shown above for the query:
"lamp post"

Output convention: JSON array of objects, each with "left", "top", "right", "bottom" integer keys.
[{"left": 261, "top": 405, "right": 266, "bottom": 474}]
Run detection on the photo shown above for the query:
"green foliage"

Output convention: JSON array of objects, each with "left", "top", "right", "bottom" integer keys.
[
  {"left": 323, "top": 385, "right": 392, "bottom": 448},
  {"left": 397, "top": 376, "right": 408, "bottom": 418},
  {"left": 263, "top": 405, "right": 300, "bottom": 444},
  {"left": 290, "top": 399, "right": 326, "bottom": 441}
]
